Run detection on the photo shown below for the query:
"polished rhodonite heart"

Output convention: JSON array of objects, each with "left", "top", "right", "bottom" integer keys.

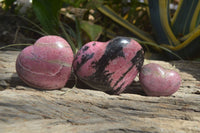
[
  {"left": 139, "top": 63, "right": 181, "bottom": 96},
  {"left": 16, "top": 35, "right": 74, "bottom": 90},
  {"left": 73, "top": 37, "right": 144, "bottom": 94}
]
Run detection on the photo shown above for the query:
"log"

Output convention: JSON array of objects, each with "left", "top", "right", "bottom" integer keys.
[{"left": 0, "top": 51, "right": 200, "bottom": 133}]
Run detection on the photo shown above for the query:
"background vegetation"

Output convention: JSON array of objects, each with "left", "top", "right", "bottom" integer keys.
[{"left": 0, "top": 0, "right": 200, "bottom": 60}]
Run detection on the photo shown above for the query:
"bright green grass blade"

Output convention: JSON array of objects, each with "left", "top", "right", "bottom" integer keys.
[{"left": 97, "top": 5, "right": 155, "bottom": 43}]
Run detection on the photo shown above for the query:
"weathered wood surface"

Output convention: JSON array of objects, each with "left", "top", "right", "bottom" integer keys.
[{"left": 0, "top": 51, "right": 200, "bottom": 133}]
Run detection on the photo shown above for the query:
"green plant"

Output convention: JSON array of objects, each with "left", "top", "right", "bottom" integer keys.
[
  {"left": 147, "top": 0, "right": 200, "bottom": 59},
  {"left": 98, "top": 0, "right": 200, "bottom": 59},
  {"left": 32, "top": 0, "right": 62, "bottom": 35},
  {"left": 32, "top": 0, "right": 104, "bottom": 53},
  {"left": 1, "top": 0, "right": 199, "bottom": 60},
  {"left": 1, "top": 0, "right": 103, "bottom": 53}
]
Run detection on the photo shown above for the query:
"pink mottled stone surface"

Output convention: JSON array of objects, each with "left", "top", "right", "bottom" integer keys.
[
  {"left": 139, "top": 63, "right": 181, "bottom": 96},
  {"left": 16, "top": 35, "right": 74, "bottom": 90}
]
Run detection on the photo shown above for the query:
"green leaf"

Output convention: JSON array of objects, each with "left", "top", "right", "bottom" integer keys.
[
  {"left": 171, "top": 0, "right": 200, "bottom": 36},
  {"left": 32, "top": 0, "right": 62, "bottom": 34},
  {"left": 179, "top": 25, "right": 200, "bottom": 42},
  {"left": 161, "top": 26, "right": 200, "bottom": 59},
  {"left": 80, "top": 20, "right": 103, "bottom": 41},
  {"left": 147, "top": 0, "right": 180, "bottom": 46}
]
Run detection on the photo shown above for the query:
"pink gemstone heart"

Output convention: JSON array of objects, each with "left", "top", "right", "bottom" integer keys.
[
  {"left": 73, "top": 37, "right": 144, "bottom": 94},
  {"left": 139, "top": 63, "right": 181, "bottom": 96},
  {"left": 16, "top": 35, "right": 74, "bottom": 90}
]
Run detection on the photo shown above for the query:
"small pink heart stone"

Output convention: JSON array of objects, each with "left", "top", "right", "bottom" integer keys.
[
  {"left": 16, "top": 35, "right": 74, "bottom": 90},
  {"left": 139, "top": 63, "right": 181, "bottom": 96}
]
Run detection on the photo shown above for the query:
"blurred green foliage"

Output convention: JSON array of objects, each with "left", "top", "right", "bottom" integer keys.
[
  {"left": 0, "top": 0, "right": 149, "bottom": 53},
  {"left": 1, "top": 0, "right": 200, "bottom": 60}
]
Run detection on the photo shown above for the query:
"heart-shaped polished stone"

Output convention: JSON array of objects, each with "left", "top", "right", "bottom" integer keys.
[
  {"left": 16, "top": 35, "right": 73, "bottom": 90},
  {"left": 73, "top": 37, "right": 144, "bottom": 94},
  {"left": 139, "top": 63, "right": 181, "bottom": 96}
]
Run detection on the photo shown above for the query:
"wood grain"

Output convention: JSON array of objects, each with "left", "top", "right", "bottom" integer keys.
[{"left": 0, "top": 51, "right": 200, "bottom": 133}]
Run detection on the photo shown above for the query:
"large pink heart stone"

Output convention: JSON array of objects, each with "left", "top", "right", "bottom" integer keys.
[{"left": 16, "top": 35, "right": 74, "bottom": 90}]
